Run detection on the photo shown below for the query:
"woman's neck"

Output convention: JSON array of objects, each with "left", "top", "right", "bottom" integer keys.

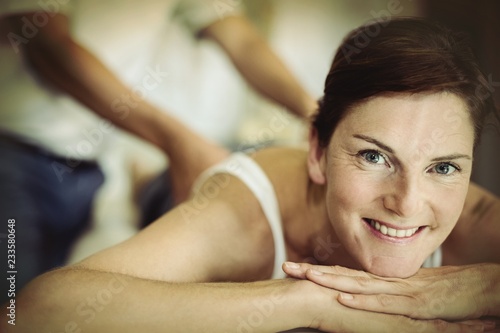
[
  {"left": 252, "top": 147, "right": 361, "bottom": 269},
  {"left": 285, "top": 155, "right": 362, "bottom": 269}
]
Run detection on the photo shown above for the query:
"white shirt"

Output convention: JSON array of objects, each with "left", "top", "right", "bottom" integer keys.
[{"left": 0, "top": 0, "right": 242, "bottom": 159}]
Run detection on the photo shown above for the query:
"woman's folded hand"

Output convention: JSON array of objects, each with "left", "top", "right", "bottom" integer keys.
[{"left": 284, "top": 262, "right": 500, "bottom": 331}]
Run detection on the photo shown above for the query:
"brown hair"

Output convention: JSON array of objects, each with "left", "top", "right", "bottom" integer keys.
[{"left": 313, "top": 17, "right": 496, "bottom": 148}]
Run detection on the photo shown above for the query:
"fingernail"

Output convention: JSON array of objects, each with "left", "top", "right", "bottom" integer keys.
[
  {"left": 339, "top": 293, "right": 354, "bottom": 300},
  {"left": 310, "top": 269, "right": 323, "bottom": 276},
  {"left": 285, "top": 262, "right": 300, "bottom": 269}
]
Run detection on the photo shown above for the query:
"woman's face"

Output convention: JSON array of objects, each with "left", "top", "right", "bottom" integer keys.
[{"left": 310, "top": 92, "right": 475, "bottom": 278}]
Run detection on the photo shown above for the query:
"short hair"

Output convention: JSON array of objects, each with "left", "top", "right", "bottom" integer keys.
[{"left": 313, "top": 17, "right": 496, "bottom": 148}]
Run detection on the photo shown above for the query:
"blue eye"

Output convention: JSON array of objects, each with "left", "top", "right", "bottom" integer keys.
[
  {"left": 360, "top": 150, "right": 386, "bottom": 165},
  {"left": 433, "top": 162, "right": 459, "bottom": 175}
]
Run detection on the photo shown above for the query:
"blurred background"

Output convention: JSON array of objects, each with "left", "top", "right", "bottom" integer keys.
[
  {"left": 66, "top": 0, "right": 500, "bottom": 261},
  {"left": 1, "top": 1, "right": 498, "bottom": 265}
]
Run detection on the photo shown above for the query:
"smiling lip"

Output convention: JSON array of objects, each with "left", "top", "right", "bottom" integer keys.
[{"left": 363, "top": 218, "right": 425, "bottom": 240}]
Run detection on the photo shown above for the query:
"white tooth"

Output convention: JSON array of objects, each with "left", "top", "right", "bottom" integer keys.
[
  {"left": 373, "top": 222, "right": 420, "bottom": 238},
  {"left": 396, "top": 229, "right": 406, "bottom": 238}
]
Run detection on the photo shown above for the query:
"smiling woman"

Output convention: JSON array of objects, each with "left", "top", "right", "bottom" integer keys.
[
  {"left": 311, "top": 92, "right": 476, "bottom": 278},
  {"left": 5, "top": 17, "right": 500, "bottom": 333}
]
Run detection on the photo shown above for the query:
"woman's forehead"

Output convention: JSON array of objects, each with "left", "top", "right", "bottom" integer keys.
[{"left": 331, "top": 92, "right": 475, "bottom": 157}]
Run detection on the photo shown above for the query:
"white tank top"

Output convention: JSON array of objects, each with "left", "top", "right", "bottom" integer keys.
[
  {"left": 192, "top": 153, "right": 287, "bottom": 279},
  {"left": 422, "top": 246, "right": 442, "bottom": 268}
]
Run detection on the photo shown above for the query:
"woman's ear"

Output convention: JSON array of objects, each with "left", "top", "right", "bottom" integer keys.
[{"left": 307, "top": 127, "right": 327, "bottom": 185}]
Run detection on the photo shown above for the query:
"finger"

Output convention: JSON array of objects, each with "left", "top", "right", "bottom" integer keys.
[
  {"left": 337, "top": 293, "right": 497, "bottom": 324},
  {"left": 329, "top": 307, "right": 487, "bottom": 333},
  {"left": 282, "top": 262, "right": 347, "bottom": 280},
  {"left": 296, "top": 261, "right": 407, "bottom": 284},
  {"left": 304, "top": 268, "right": 407, "bottom": 295},
  {"left": 420, "top": 319, "right": 488, "bottom": 333},
  {"left": 282, "top": 262, "right": 332, "bottom": 279},
  {"left": 462, "top": 320, "right": 497, "bottom": 332},
  {"left": 336, "top": 292, "right": 422, "bottom": 318},
  {"left": 282, "top": 261, "right": 372, "bottom": 279},
  {"left": 282, "top": 262, "right": 308, "bottom": 279},
  {"left": 386, "top": 317, "right": 488, "bottom": 333}
]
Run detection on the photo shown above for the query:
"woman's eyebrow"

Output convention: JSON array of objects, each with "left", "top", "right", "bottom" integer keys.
[
  {"left": 353, "top": 134, "right": 472, "bottom": 161},
  {"left": 353, "top": 134, "right": 394, "bottom": 153},
  {"left": 430, "top": 154, "right": 472, "bottom": 162}
]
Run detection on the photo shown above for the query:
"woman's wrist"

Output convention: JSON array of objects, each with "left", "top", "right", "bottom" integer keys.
[
  {"left": 284, "top": 278, "right": 334, "bottom": 330},
  {"left": 265, "top": 279, "right": 317, "bottom": 331},
  {"left": 255, "top": 278, "right": 326, "bottom": 331}
]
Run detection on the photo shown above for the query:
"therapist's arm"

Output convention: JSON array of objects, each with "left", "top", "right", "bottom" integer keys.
[
  {"left": 1, "top": 12, "right": 228, "bottom": 201},
  {"left": 201, "top": 16, "right": 317, "bottom": 119}
]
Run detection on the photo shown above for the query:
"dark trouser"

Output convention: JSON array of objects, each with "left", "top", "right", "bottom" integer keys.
[
  {"left": 137, "top": 169, "right": 175, "bottom": 228},
  {"left": 0, "top": 138, "right": 104, "bottom": 304}
]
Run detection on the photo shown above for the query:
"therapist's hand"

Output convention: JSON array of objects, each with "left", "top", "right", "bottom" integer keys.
[
  {"left": 168, "top": 134, "right": 230, "bottom": 204},
  {"left": 284, "top": 262, "right": 500, "bottom": 326}
]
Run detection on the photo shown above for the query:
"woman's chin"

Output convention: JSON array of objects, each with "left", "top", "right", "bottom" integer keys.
[{"left": 363, "top": 259, "right": 421, "bottom": 278}]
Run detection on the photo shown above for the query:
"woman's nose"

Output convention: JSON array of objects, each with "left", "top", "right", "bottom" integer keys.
[{"left": 383, "top": 174, "right": 424, "bottom": 218}]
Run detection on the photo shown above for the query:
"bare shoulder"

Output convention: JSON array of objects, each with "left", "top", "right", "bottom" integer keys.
[
  {"left": 251, "top": 146, "right": 309, "bottom": 219},
  {"left": 443, "top": 182, "right": 500, "bottom": 265},
  {"left": 77, "top": 169, "right": 276, "bottom": 283},
  {"left": 252, "top": 146, "right": 307, "bottom": 169},
  {"left": 251, "top": 147, "right": 309, "bottom": 200}
]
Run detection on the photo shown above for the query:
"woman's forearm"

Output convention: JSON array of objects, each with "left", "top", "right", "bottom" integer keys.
[
  {"left": 7, "top": 265, "right": 484, "bottom": 333},
  {"left": 6, "top": 268, "right": 310, "bottom": 333}
]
